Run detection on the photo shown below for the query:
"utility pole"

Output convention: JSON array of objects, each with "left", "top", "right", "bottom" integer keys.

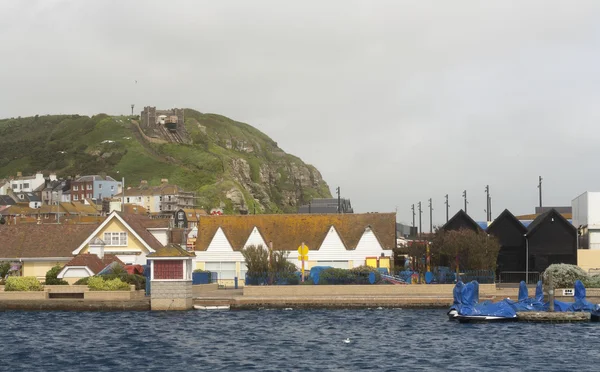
[
  {"left": 463, "top": 190, "right": 468, "bottom": 214},
  {"left": 538, "top": 176, "right": 543, "bottom": 209},
  {"left": 445, "top": 194, "right": 449, "bottom": 223},
  {"left": 418, "top": 201, "right": 422, "bottom": 237},
  {"left": 411, "top": 204, "right": 415, "bottom": 228},
  {"left": 336, "top": 187, "right": 341, "bottom": 214},
  {"left": 428, "top": 198, "right": 433, "bottom": 234},
  {"left": 131, "top": 104, "right": 135, "bottom": 116},
  {"left": 485, "top": 185, "right": 490, "bottom": 221}
]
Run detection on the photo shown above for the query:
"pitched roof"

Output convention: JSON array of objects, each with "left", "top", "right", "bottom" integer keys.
[
  {"left": 0, "top": 195, "right": 16, "bottom": 205},
  {"left": 0, "top": 203, "right": 36, "bottom": 216},
  {"left": 526, "top": 208, "right": 576, "bottom": 237},
  {"left": 195, "top": 213, "right": 396, "bottom": 251},
  {"left": 118, "top": 213, "right": 164, "bottom": 251},
  {"left": 0, "top": 224, "right": 99, "bottom": 259},
  {"left": 62, "top": 253, "right": 124, "bottom": 274},
  {"left": 442, "top": 210, "right": 484, "bottom": 232},
  {"left": 75, "top": 175, "right": 118, "bottom": 182},
  {"left": 147, "top": 243, "right": 195, "bottom": 258},
  {"left": 487, "top": 209, "right": 528, "bottom": 235}
]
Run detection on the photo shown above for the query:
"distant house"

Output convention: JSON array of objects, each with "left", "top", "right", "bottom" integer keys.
[
  {"left": 57, "top": 251, "right": 124, "bottom": 284},
  {"left": 72, "top": 175, "right": 121, "bottom": 202},
  {"left": 298, "top": 198, "right": 354, "bottom": 214},
  {"left": 0, "top": 224, "right": 99, "bottom": 280},
  {"left": 113, "top": 179, "right": 197, "bottom": 213},
  {"left": 441, "top": 210, "right": 484, "bottom": 233},
  {"left": 13, "top": 192, "right": 42, "bottom": 209},
  {"left": 42, "top": 179, "right": 71, "bottom": 206},
  {"left": 194, "top": 213, "right": 396, "bottom": 285},
  {"left": 9, "top": 171, "right": 46, "bottom": 193},
  {"left": 487, "top": 209, "right": 528, "bottom": 275},
  {"left": 0, "top": 195, "right": 16, "bottom": 207},
  {"left": 0, "top": 179, "right": 10, "bottom": 195},
  {"left": 525, "top": 208, "right": 577, "bottom": 273}
]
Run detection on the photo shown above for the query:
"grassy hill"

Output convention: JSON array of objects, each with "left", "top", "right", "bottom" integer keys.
[{"left": 0, "top": 110, "right": 331, "bottom": 213}]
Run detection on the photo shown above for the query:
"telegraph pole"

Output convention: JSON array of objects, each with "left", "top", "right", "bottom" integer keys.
[
  {"left": 418, "top": 201, "right": 422, "bottom": 237},
  {"left": 131, "top": 104, "right": 135, "bottom": 116},
  {"left": 445, "top": 194, "right": 449, "bottom": 223},
  {"left": 463, "top": 190, "right": 468, "bottom": 214},
  {"left": 336, "top": 186, "right": 341, "bottom": 214},
  {"left": 538, "top": 176, "right": 543, "bottom": 208},
  {"left": 485, "top": 185, "right": 490, "bottom": 221},
  {"left": 428, "top": 198, "right": 433, "bottom": 234},
  {"left": 411, "top": 204, "right": 415, "bottom": 228}
]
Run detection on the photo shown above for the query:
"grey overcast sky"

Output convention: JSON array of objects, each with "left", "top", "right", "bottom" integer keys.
[{"left": 2, "top": 0, "right": 600, "bottom": 225}]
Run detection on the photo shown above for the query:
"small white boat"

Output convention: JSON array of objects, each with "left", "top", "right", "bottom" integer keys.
[
  {"left": 456, "top": 314, "right": 517, "bottom": 323},
  {"left": 447, "top": 309, "right": 458, "bottom": 320},
  {"left": 194, "top": 305, "right": 230, "bottom": 311}
]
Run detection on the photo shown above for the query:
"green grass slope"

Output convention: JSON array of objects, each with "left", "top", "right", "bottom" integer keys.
[{"left": 0, "top": 110, "right": 331, "bottom": 213}]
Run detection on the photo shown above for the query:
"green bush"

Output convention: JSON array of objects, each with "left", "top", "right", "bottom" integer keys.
[
  {"left": 543, "top": 264, "right": 588, "bottom": 288},
  {"left": 74, "top": 277, "right": 90, "bottom": 286},
  {"left": 193, "top": 269, "right": 211, "bottom": 273},
  {"left": 88, "top": 276, "right": 130, "bottom": 291},
  {"left": 350, "top": 265, "right": 382, "bottom": 284},
  {"left": 5, "top": 277, "right": 44, "bottom": 291},
  {"left": 319, "top": 266, "right": 382, "bottom": 285},
  {"left": 45, "top": 265, "right": 68, "bottom": 285}
]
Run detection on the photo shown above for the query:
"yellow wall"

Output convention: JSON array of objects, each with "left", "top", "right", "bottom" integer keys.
[
  {"left": 195, "top": 262, "right": 205, "bottom": 270},
  {"left": 80, "top": 218, "right": 150, "bottom": 255},
  {"left": 578, "top": 250, "right": 600, "bottom": 273},
  {"left": 23, "top": 260, "right": 69, "bottom": 280},
  {"left": 366, "top": 257, "right": 378, "bottom": 268}
]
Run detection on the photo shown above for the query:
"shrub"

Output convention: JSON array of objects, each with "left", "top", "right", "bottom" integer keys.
[
  {"left": 5, "top": 277, "right": 44, "bottom": 291},
  {"left": 0, "top": 261, "right": 11, "bottom": 279},
  {"left": 543, "top": 264, "right": 588, "bottom": 288},
  {"left": 193, "top": 269, "right": 211, "bottom": 273},
  {"left": 88, "top": 276, "right": 130, "bottom": 291},
  {"left": 45, "top": 265, "right": 68, "bottom": 285},
  {"left": 320, "top": 268, "right": 355, "bottom": 285},
  {"left": 350, "top": 265, "right": 382, "bottom": 284},
  {"left": 74, "top": 277, "right": 90, "bottom": 286}
]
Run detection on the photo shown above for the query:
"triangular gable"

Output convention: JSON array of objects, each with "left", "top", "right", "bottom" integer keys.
[
  {"left": 242, "top": 226, "right": 269, "bottom": 249},
  {"left": 316, "top": 226, "right": 347, "bottom": 253},
  {"left": 442, "top": 210, "right": 483, "bottom": 232},
  {"left": 526, "top": 208, "right": 575, "bottom": 237},
  {"left": 206, "top": 227, "right": 235, "bottom": 252},
  {"left": 72, "top": 211, "right": 157, "bottom": 254},
  {"left": 355, "top": 226, "right": 388, "bottom": 253},
  {"left": 487, "top": 209, "right": 527, "bottom": 235}
]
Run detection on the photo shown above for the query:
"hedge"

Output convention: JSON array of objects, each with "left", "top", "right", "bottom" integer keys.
[
  {"left": 88, "top": 277, "right": 130, "bottom": 291},
  {"left": 5, "top": 277, "right": 44, "bottom": 291}
]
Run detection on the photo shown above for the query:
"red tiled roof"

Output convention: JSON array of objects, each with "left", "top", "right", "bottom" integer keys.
[
  {"left": 0, "top": 224, "right": 99, "bottom": 258},
  {"left": 119, "top": 213, "right": 164, "bottom": 251},
  {"left": 63, "top": 253, "right": 124, "bottom": 274}
]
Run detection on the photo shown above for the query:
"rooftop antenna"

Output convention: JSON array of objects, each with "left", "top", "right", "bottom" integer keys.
[
  {"left": 428, "top": 198, "right": 433, "bottom": 234},
  {"left": 444, "top": 194, "right": 449, "bottom": 223},
  {"left": 538, "top": 176, "right": 543, "bottom": 208},
  {"left": 462, "top": 190, "right": 468, "bottom": 214},
  {"left": 411, "top": 204, "right": 415, "bottom": 228},
  {"left": 485, "top": 185, "right": 490, "bottom": 221},
  {"left": 131, "top": 104, "right": 135, "bottom": 116},
  {"left": 418, "top": 201, "right": 422, "bottom": 237}
]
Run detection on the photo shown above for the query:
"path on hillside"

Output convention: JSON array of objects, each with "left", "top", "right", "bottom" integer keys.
[{"left": 129, "top": 120, "right": 194, "bottom": 171}]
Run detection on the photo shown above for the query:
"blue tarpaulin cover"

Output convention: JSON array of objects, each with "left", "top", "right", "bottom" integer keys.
[
  {"left": 567, "top": 280, "right": 595, "bottom": 312},
  {"left": 508, "top": 281, "right": 546, "bottom": 312},
  {"left": 449, "top": 281, "right": 464, "bottom": 313},
  {"left": 458, "top": 281, "right": 517, "bottom": 318}
]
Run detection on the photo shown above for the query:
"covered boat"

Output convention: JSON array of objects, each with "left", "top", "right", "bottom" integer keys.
[
  {"left": 447, "top": 281, "right": 464, "bottom": 320},
  {"left": 455, "top": 282, "right": 517, "bottom": 323},
  {"left": 507, "top": 281, "right": 546, "bottom": 312}
]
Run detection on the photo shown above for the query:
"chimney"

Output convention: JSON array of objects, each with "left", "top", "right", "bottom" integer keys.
[
  {"left": 161, "top": 179, "right": 168, "bottom": 184},
  {"left": 16, "top": 172, "right": 22, "bottom": 177},
  {"left": 49, "top": 173, "right": 57, "bottom": 182}
]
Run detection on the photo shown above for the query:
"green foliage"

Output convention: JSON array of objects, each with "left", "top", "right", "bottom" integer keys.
[
  {"left": 88, "top": 276, "right": 130, "bottom": 291},
  {"left": 242, "top": 244, "right": 298, "bottom": 284},
  {"left": 0, "top": 261, "right": 11, "bottom": 279},
  {"left": 319, "top": 266, "right": 381, "bottom": 285},
  {"left": 73, "top": 277, "right": 90, "bottom": 286},
  {"left": 241, "top": 245, "right": 270, "bottom": 276},
  {"left": 5, "top": 277, "right": 44, "bottom": 291},
  {"left": 45, "top": 265, "right": 68, "bottom": 285},
  {"left": 430, "top": 229, "right": 501, "bottom": 271},
  {"left": 543, "top": 264, "right": 590, "bottom": 288},
  {"left": 193, "top": 269, "right": 211, "bottom": 273}
]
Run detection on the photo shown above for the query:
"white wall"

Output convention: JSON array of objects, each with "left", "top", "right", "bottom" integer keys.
[
  {"left": 62, "top": 268, "right": 91, "bottom": 278},
  {"left": 149, "top": 229, "right": 169, "bottom": 246}
]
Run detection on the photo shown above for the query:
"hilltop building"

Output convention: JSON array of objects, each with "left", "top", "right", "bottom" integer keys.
[{"left": 139, "top": 106, "right": 191, "bottom": 144}]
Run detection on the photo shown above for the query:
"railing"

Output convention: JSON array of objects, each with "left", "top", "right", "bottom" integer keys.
[{"left": 498, "top": 271, "right": 540, "bottom": 284}]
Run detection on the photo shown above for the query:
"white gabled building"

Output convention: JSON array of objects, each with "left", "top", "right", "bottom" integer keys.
[{"left": 193, "top": 213, "right": 396, "bottom": 285}]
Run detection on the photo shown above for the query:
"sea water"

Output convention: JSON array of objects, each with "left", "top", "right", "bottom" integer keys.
[{"left": 0, "top": 309, "right": 598, "bottom": 371}]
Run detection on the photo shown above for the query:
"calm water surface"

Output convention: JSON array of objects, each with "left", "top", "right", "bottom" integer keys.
[{"left": 1, "top": 308, "right": 598, "bottom": 371}]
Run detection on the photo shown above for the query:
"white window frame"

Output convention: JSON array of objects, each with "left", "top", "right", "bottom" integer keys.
[
  {"left": 103, "top": 232, "right": 128, "bottom": 246},
  {"left": 87, "top": 184, "right": 92, "bottom": 190},
  {"left": 74, "top": 186, "right": 78, "bottom": 191},
  {"left": 98, "top": 184, "right": 102, "bottom": 189},
  {"left": 74, "top": 195, "right": 79, "bottom": 201},
  {"left": 205, "top": 262, "right": 237, "bottom": 280}
]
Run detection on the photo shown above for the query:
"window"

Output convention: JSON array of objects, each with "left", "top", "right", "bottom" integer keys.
[
  {"left": 103, "top": 232, "right": 127, "bottom": 246},
  {"left": 87, "top": 184, "right": 92, "bottom": 190},
  {"left": 74, "top": 186, "right": 78, "bottom": 191},
  {"left": 159, "top": 196, "right": 163, "bottom": 201},
  {"left": 23, "top": 183, "right": 29, "bottom": 189},
  {"left": 154, "top": 260, "right": 183, "bottom": 279},
  {"left": 206, "top": 262, "right": 236, "bottom": 280},
  {"left": 19, "top": 194, "right": 24, "bottom": 200},
  {"left": 126, "top": 197, "right": 130, "bottom": 203},
  {"left": 12, "top": 184, "right": 17, "bottom": 189},
  {"left": 159, "top": 205, "right": 162, "bottom": 211},
  {"left": 87, "top": 193, "right": 92, "bottom": 199},
  {"left": 110, "top": 185, "right": 114, "bottom": 191},
  {"left": 74, "top": 195, "right": 79, "bottom": 201},
  {"left": 98, "top": 184, "right": 102, "bottom": 189},
  {"left": 168, "top": 205, "right": 171, "bottom": 210}
]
